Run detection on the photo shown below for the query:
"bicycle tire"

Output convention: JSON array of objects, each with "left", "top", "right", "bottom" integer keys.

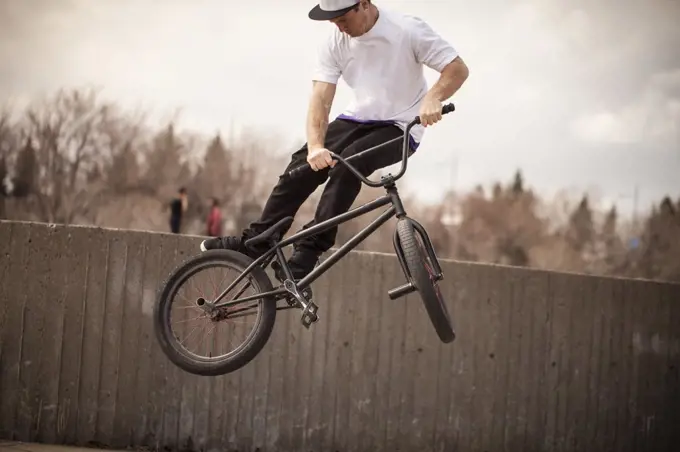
[
  {"left": 396, "top": 219, "right": 456, "bottom": 343},
  {"left": 153, "top": 249, "right": 277, "bottom": 376}
]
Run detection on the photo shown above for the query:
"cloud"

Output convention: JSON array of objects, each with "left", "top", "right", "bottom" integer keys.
[
  {"left": 570, "top": 68, "right": 680, "bottom": 147},
  {"left": 0, "top": 0, "right": 678, "bottom": 212}
]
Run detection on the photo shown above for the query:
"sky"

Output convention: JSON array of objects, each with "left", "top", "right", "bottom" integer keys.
[{"left": 1, "top": 0, "right": 679, "bottom": 219}]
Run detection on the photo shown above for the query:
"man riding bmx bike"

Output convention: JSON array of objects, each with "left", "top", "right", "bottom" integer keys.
[{"left": 200, "top": 0, "right": 470, "bottom": 281}]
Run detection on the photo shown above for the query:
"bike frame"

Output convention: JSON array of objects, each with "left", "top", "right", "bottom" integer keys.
[{"left": 208, "top": 105, "right": 455, "bottom": 311}]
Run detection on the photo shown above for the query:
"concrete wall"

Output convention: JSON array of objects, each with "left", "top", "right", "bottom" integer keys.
[{"left": 0, "top": 220, "right": 678, "bottom": 452}]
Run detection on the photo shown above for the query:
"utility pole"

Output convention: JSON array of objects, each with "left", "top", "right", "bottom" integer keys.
[
  {"left": 633, "top": 184, "right": 639, "bottom": 233},
  {"left": 445, "top": 152, "right": 459, "bottom": 257}
]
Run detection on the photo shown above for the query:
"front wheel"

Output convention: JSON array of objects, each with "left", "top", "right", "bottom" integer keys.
[
  {"left": 396, "top": 219, "right": 455, "bottom": 343},
  {"left": 153, "top": 250, "right": 277, "bottom": 376}
]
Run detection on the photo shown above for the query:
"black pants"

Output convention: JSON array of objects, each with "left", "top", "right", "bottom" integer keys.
[
  {"left": 242, "top": 118, "right": 408, "bottom": 254},
  {"left": 169, "top": 217, "right": 181, "bottom": 234}
]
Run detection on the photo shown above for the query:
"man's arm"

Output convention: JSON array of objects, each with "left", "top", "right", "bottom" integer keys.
[
  {"left": 408, "top": 16, "right": 470, "bottom": 125},
  {"left": 425, "top": 56, "right": 469, "bottom": 102},
  {"left": 306, "top": 80, "right": 337, "bottom": 150},
  {"left": 419, "top": 56, "right": 469, "bottom": 126}
]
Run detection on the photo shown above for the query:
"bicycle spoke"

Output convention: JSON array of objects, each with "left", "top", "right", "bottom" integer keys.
[
  {"left": 179, "top": 323, "right": 204, "bottom": 347},
  {"left": 172, "top": 314, "right": 209, "bottom": 324},
  {"left": 167, "top": 260, "right": 262, "bottom": 361}
]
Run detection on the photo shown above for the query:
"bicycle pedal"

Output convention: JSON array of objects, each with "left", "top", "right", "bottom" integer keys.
[{"left": 300, "top": 302, "right": 319, "bottom": 329}]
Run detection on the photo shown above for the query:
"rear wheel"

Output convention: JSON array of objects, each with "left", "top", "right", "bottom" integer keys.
[
  {"left": 153, "top": 250, "right": 277, "bottom": 376},
  {"left": 397, "top": 219, "right": 455, "bottom": 343}
]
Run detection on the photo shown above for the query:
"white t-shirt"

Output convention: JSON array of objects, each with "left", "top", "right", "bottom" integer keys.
[{"left": 311, "top": 7, "right": 459, "bottom": 146}]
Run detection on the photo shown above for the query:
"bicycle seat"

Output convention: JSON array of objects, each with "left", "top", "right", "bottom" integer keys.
[{"left": 244, "top": 216, "right": 294, "bottom": 248}]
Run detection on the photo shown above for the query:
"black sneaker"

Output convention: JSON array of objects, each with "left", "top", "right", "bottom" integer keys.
[
  {"left": 200, "top": 235, "right": 262, "bottom": 259},
  {"left": 273, "top": 248, "right": 320, "bottom": 282}
]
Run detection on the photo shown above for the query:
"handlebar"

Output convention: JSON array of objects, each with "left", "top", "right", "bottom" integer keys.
[{"left": 284, "top": 102, "right": 455, "bottom": 188}]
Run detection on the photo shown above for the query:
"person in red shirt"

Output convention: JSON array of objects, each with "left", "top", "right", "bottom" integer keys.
[{"left": 206, "top": 198, "right": 223, "bottom": 237}]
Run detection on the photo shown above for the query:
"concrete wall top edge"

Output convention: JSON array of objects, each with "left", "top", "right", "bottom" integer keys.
[{"left": 2, "top": 218, "right": 679, "bottom": 289}]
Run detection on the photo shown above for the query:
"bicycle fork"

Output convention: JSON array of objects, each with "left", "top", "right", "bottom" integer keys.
[{"left": 389, "top": 217, "right": 444, "bottom": 300}]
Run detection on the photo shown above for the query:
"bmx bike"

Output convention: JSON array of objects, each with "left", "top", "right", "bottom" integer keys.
[{"left": 153, "top": 103, "right": 457, "bottom": 376}]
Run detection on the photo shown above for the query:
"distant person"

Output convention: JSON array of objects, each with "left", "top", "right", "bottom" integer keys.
[
  {"left": 200, "top": 0, "right": 468, "bottom": 281},
  {"left": 206, "top": 198, "right": 223, "bottom": 237},
  {"left": 169, "top": 187, "right": 188, "bottom": 234}
]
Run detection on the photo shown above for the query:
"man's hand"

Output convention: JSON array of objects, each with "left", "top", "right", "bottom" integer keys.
[
  {"left": 419, "top": 94, "right": 443, "bottom": 127},
  {"left": 307, "top": 147, "right": 336, "bottom": 171}
]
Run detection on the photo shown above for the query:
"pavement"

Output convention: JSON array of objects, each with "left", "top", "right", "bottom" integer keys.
[{"left": 0, "top": 443, "right": 129, "bottom": 452}]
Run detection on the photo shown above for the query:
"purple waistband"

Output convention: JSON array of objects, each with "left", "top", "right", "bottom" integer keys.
[{"left": 337, "top": 114, "right": 420, "bottom": 152}]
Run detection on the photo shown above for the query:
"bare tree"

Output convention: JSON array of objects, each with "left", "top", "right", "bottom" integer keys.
[
  {"left": 141, "top": 121, "right": 193, "bottom": 197},
  {"left": 101, "top": 108, "right": 147, "bottom": 192},
  {"left": 0, "top": 109, "right": 16, "bottom": 217},
  {"left": 4, "top": 87, "right": 679, "bottom": 282},
  {"left": 15, "top": 88, "right": 118, "bottom": 223}
]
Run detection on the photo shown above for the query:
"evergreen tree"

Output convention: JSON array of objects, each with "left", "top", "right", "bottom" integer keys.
[
  {"left": 144, "top": 122, "right": 189, "bottom": 195},
  {"left": 659, "top": 196, "right": 675, "bottom": 217},
  {"left": 511, "top": 169, "right": 524, "bottom": 195},
  {"left": 567, "top": 195, "right": 594, "bottom": 251},
  {"left": 492, "top": 182, "right": 503, "bottom": 200},
  {"left": 602, "top": 205, "right": 617, "bottom": 238},
  {"left": 600, "top": 205, "right": 626, "bottom": 274},
  {"left": 638, "top": 196, "right": 679, "bottom": 281},
  {"left": 108, "top": 142, "right": 140, "bottom": 192},
  {"left": 0, "top": 156, "right": 7, "bottom": 196},
  {"left": 12, "top": 138, "right": 38, "bottom": 197},
  {"left": 195, "top": 132, "right": 232, "bottom": 198}
]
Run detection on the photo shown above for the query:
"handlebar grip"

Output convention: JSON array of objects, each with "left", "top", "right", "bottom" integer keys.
[
  {"left": 442, "top": 102, "right": 456, "bottom": 114},
  {"left": 286, "top": 150, "right": 342, "bottom": 179},
  {"left": 414, "top": 102, "right": 456, "bottom": 125}
]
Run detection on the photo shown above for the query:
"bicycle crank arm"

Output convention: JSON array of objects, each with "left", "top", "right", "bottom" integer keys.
[{"left": 283, "top": 279, "right": 319, "bottom": 328}]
